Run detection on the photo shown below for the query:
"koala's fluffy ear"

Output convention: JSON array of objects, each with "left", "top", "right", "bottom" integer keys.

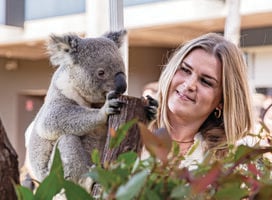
[
  {"left": 103, "top": 29, "right": 127, "bottom": 48},
  {"left": 46, "top": 34, "right": 80, "bottom": 67}
]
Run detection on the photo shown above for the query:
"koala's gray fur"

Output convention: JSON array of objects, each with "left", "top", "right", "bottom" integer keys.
[{"left": 26, "top": 30, "right": 127, "bottom": 184}]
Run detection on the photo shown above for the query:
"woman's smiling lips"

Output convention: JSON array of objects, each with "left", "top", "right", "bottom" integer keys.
[{"left": 176, "top": 90, "right": 195, "bottom": 103}]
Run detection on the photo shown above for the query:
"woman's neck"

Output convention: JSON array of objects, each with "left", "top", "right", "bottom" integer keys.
[
  {"left": 170, "top": 126, "right": 197, "bottom": 143},
  {"left": 169, "top": 126, "right": 199, "bottom": 156},
  {"left": 169, "top": 120, "right": 200, "bottom": 143}
]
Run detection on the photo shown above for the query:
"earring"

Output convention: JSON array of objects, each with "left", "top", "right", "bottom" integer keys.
[{"left": 214, "top": 107, "right": 222, "bottom": 119}]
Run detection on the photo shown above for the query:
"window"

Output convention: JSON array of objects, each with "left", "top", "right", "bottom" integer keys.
[
  {"left": 124, "top": 0, "right": 170, "bottom": 7},
  {"left": 25, "top": 0, "right": 86, "bottom": 20}
]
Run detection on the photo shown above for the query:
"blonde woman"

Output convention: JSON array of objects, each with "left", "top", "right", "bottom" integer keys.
[{"left": 150, "top": 33, "right": 254, "bottom": 167}]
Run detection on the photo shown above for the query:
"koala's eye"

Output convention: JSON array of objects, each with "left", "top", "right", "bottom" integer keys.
[
  {"left": 97, "top": 68, "right": 105, "bottom": 78},
  {"left": 64, "top": 48, "right": 69, "bottom": 53}
]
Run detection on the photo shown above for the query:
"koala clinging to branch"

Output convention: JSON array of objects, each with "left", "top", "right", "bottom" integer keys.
[{"left": 26, "top": 30, "right": 127, "bottom": 184}]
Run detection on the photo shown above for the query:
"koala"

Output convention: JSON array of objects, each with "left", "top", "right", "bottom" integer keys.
[{"left": 25, "top": 30, "right": 127, "bottom": 185}]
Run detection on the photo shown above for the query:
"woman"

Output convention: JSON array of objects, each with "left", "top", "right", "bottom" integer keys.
[{"left": 150, "top": 33, "right": 254, "bottom": 167}]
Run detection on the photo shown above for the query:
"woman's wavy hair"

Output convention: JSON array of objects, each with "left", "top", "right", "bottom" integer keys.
[{"left": 152, "top": 33, "right": 254, "bottom": 155}]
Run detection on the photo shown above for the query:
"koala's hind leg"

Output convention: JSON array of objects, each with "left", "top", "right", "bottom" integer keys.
[{"left": 52, "top": 134, "right": 91, "bottom": 182}]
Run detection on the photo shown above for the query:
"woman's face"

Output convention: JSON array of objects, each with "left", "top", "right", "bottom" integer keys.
[{"left": 168, "top": 48, "right": 223, "bottom": 123}]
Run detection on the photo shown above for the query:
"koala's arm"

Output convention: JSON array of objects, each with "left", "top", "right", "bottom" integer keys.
[{"left": 36, "top": 92, "right": 123, "bottom": 140}]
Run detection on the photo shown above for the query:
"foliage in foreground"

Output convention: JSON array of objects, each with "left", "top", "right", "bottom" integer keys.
[
  {"left": 16, "top": 120, "right": 272, "bottom": 200},
  {"left": 15, "top": 146, "right": 93, "bottom": 200}
]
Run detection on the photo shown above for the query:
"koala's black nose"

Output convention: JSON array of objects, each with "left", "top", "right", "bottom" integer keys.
[{"left": 114, "top": 72, "right": 127, "bottom": 94}]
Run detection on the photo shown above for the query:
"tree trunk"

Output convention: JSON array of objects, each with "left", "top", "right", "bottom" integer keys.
[
  {"left": 0, "top": 118, "right": 19, "bottom": 200},
  {"left": 92, "top": 95, "right": 148, "bottom": 196},
  {"left": 102, "top": 95, "right": 148, "bottom": 163}
]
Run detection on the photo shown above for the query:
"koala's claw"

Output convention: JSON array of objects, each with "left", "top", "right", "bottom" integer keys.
[
  {"left": 145, "top": 106, "right": 157, "bottom": 121},
  {"left": 146, "top": 95, "right": 158, "bottom": 107},
  {"left": 109, "top": 100, "right": 125, "bottom": 109},
  {"left": 144, "top": 95, "right": 158, "bottom": 121},
  {"left": 105, "top": 98, "right": 125, "bottom": 115},
  {"left": 107, "top": 91, "right": 121, "bottom": 100}
]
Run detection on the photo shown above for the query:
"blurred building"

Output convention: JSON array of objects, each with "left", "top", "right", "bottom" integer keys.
[{"left": 0, "top": 0, "right": 272, "bottom": 166}]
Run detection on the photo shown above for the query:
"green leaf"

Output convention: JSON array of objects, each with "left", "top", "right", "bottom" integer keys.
[
  {"left": 15, "top": 185, "right": 34, "bottom": 200},
  {"left": 116, "top": 170, "right": 149, "bottom": 200},
  {"left": 170, "top": 185, "right": 190, "bottom": 199},
  {"left": 34, "top": 148, "right": 65, "bottom": 199},
  {"left": 88, "top": 167, "right": 120, "bottom": 192},
  {"left": 91, "top": 149, "right": 101, "bottom": 166},
  {"left": 172, "top": 142, "right": 180, "bottom": 157},
  {"left": 110, "top": 118, "right": 138, "bottom": 148},
  {"left": 50, "top": 147, "right": 64, "bottom": 176},
  {"left": 112, "top": 167, "right": 130, "bottom": 182},
  {"left": 63, "top": 180, "right": 93, "bottom": 200},
  {"left": 233, "top": 145, "right": 272, "bottom": 166},
  {"left": 131, "top": 157, "right": 140, "bottom": 173},
  {"left": 32, "top": 142, "right": 94, "bottom": 200},
  {"left": 142, "top": 188, "right": 161, "bottom": 200},
  {"left": 234, "top": 145, "right": 254, "bottom": 162},
  {"left": 187, "top": 140, "right": 200, "bottom": 156},
  {"left": 215, "top": 182, "right": 248, "bottom": 200},
  {"left": 117, "top": 151, "right": 138, "bottom": 167},
  {"left": 34, "top": 171, "right": 64, "bottom": 200}
]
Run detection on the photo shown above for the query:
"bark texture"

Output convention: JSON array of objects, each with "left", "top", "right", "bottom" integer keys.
[
  {"left": 102, "top": 95, "right": 148, "bottom": 163},
  {"left": 92, "top": 95, "right": 148, "bottom": 196},
  {"left": 0, "top": 118, "right": 19, "bottom": 200}
]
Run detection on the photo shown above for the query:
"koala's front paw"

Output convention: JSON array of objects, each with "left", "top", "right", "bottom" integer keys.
[
  {"left": 144, "top": 95, "right": 158, "bottom": 121},
  {"left": 104, "top": 91, "right": 125, "bottom": 115}
]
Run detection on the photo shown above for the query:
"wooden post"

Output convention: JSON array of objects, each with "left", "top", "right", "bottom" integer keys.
[
  {"left": 102, "top": 95, "right": 148, "bottom": 163},
  {"left": 0, "top": 118, "right": 19, "bottom": 200},
  {"left": 92, "top": 95, "right": 148, "bottom": 196}
]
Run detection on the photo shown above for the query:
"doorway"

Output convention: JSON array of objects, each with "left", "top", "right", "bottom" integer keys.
[{"left": 17, "top": 92, "right": 45, "bottom": 167}]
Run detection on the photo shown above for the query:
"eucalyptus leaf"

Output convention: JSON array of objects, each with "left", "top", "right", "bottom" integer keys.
[
  {"left": 91, "top": 148, "right": 101, "bottom": 166},
  {"left": 117, "top": 151, "right": 138, "bottom": 167},
  {"left": 15, "top": 185, "right": 34, "bottom": 200},
  {"left": 215, "top": 182, "right": 248, "bottom": 200},
  {"left": 142, "top": 188, "right": 161, "bottom": 200},
  {"left": 170, "top": 185, "right": 190, "bottom": 199},
  {"left": 34, "top": 171, "right": 64, "bottom": 200},
  {"left": 34, "top": 148, "right": 65, "bottom": 199},
  {"left": 234, "top": 145, "right": 253, "bottom": 162},
  {"left": 50, "top": 147, "right": 64, "bottom": 176},
  {"left": 63, "top": 180, "right": 93, "bottom": 200},
  {"left": 116, "top": 170, "right": 149, "bottom": 200},
  {"left": 89, "top": 167, "right": 120, "bottom": 191},
  {"left": 15, "top": 121, "right": 272, "bottom": 200}
]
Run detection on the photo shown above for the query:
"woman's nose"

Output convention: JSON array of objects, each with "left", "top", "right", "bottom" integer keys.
[{"left": 184, "top": 75, "right": 197, "bottom": 91}]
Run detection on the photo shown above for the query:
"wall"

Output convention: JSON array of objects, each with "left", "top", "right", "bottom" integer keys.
[
  {"left": 253, "top": 51, "right": 272, "bottom": 88},
  {"left": 128, "top": 46, "right": 171, "bottom": 97},
  {"left": 0, "top": 57, "right": 53, "bottom": 166}
]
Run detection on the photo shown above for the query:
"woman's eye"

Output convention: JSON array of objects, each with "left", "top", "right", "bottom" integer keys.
[
  {"left": 180, "top": 67, "right": 191, "bottom": 74},
  {"left": 201, "top": 78, "right": 213, "bottom": 87}
]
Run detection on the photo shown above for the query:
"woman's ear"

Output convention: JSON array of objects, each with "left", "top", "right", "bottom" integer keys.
[{"left": 216, "top": 102, "right": 223, "bottom": 110}]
